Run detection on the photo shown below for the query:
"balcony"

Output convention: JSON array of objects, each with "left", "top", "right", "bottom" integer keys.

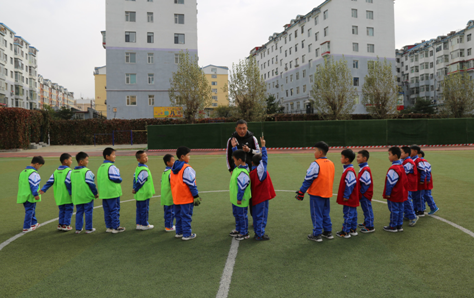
[
  {"left": 14, "top": 59, "right": 24, "bottom": 71},
  {"left": 0, "top": 25, "right": 6, "bottom": 36},
  {"left": 14, "top": 37, "right": 24, "bottom": 47}
]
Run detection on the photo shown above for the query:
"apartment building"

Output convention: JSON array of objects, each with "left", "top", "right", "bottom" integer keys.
[
  {"left": 94, "top": 66, "right": 107, "bottom": 117},
  {"left": 0, "top": 23, "right": 39, "bottom": 109},
  {"left": 249, "top": 0, "right": 396, "bottom": 114},
  {"left": 103, "top": 0, "right": 198, "bottom": 119},
  {"left": 202, "top": 65, "right": 229, "bottom": 110},
  {"left": 396, "top": 20, "right": 474, "bottom": 108},
  {"left": 38, "top": 75, "right": 75, "bottom": 109}
]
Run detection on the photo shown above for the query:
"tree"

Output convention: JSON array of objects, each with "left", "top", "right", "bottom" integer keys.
[
  {"left": 55, "top": 106, "right": 74, "bottom": 120},
  {"left": 169, "top": 51, "right": 212, "bottom": 123},
  {"left": 401, "top": 97, "right": 436, "bottom": 114},
  {"left": 440, "top": 70, "right": 474, "bottom": 118},
  {"left": 266, "top": 95, "right": 284, "bottom": 114},
  {"left": 211, "top": 105, "right": 238, "bottom": 118},
  {"left": 228, "top": 57, "right": 267, "bottom": 121},
  {"left": 362, "top": 58, "right": 400, "bottom": 119},
  {"left": 310, "top": 56, "right": 357, "bottom": 120}
]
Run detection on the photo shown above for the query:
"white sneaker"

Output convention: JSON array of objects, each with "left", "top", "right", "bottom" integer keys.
[
  {"left": 85, "top": 228, "right": 96, "bottom": 234},
  {"left": 112, "top": 227, "right": 126, "bottom": 234},
  {"left": 141, "top": 225, "right": 154, "bottom": 230},
  {"left": 136, "top": 225, "right": 142, "bottom": 230},
  {"left": 31, "top": 223, "right": 40, "bottom": 231},
  {"left": 182, "top": 233, "right": 197, "bottom": 241},
  {"left": 106, "top": 228, "right": 114, "bottom": 233},
  {"left": 175, "top": 234, "right": 183, "bottom": 238},
  {"left": 23, "top": 228, "right": 33, "bottom": 233},
  {"left": 57, "top": 224, "right": 63, "bottom": 231},
  {"left": 165, "top": 226, "right": 176, "bottom": 232},
  {"left": 75, "top": 229, "right": 83, "bottom": 234}
]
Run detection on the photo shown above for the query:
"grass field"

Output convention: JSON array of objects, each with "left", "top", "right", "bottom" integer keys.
[{"left": 1, "top": 150, "right": 474, "bottom": 298}]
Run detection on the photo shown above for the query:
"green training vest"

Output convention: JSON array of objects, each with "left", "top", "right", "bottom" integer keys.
[
  {"left": 97, "top": 163, "right": 123, "bottom": 199},
  {"left": 134, "top": 166, "right": 155, "bottom": 201},
  {"left": 70, "top": 167, "right": 95, "bottom": 205},
  {"left": 17, "top": 169, "right": 41, "bottom": 204},
  {"left": 53, "top": 168, "right": 72, "bottom": 206},
  {"left": 229, "top": 167, "right": 251, "bottom": 207},
  {"left": 161, "top": 169, "right": 173, "bottom": 206}
]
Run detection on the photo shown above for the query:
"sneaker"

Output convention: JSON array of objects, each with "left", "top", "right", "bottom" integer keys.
[
  {"left": 75, "top": 229, "right": 82, "bottom": 234},
  {"left": 106, "top": 228, "right": 114, "bottom": 233},
  {"left": 229, "top": 230, "right": 239, "bottom": 237},
  {"left": 322, "top": 231, "right": 334, "bottom": 240},
  {"left": 409, "top": 216, "right": 419, "bottom": 227},
  {"left": 307, "top": 234, "right": 323, "bottom": 242},
  {"left": 31, "top": 223, "right": 40, "bottom": 231},
  {"left": 255, "top": 235, "right": 270, "bottom": 241},
  {"left": 383, "top": 226, "right": 398, "bottom": 233},
  {"left": 182, "top": 233, "right": 197, "bottom": 241},
  {"left": 360, "top": 227, "right": 375, "bottom": 233},
  {"left": 336, "top": 231, "right": 351, "bottom": 238},
  {"left": 112, "top": 227, "right": 126, "bottom": 234},
  {"left": 350, "top": 229, "right": 358, "bottom": 236},
  {"left": 165, "top": 226, "right": 176, "bottom": 232},
  {"left": 358, "top": 223, "right": 366, "bottom": 228},
  {"left": 57, "top": 224, "right": 63, "bottom": 231},
  {"left": 85, "top": 228, "right": 96, "bottom": 234},
  {"left": 235, "top": 234, "right": 249, "bottom": 241},
  {"left": 417, "top": 211, "right": 426, "bottom": 217},
  {"left": 428, "top": 207, "right": 439, "bottom": 215},
  {"left": 63, "top": 225, "right": 73, "bottom": 232},
  {"left": 397, "top": 226, "right": 404, "bottom": 232},
  {"left": 22, "top": 228, "right": 33, "bottom": 233},
  {"left": 136, "top": 225, "right": 142, "bottom": 230},
  {"left": 141, "top": 225, "right": 154, "bottom": 230},
  {"left": 175, "top": 234, "right": 183, "bottom": 238}
]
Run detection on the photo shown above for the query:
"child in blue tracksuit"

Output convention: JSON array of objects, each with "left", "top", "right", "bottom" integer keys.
[
  {"left": 40, "top": 153, "right": 73, "bottom": 231},
  {"left": 420, "top": 151, "right": 439, "bottom": 215},
  {"left": 356, "top": 150, "right": 375, "bottom": 233},
  {"left": 133, "top": 150, "right": 155, "bottom": 230}
]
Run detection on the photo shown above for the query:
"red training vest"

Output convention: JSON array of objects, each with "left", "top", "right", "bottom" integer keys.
[
  {"left": 413, "top": 157, "right": 428, "bottom": 191},
  {"left": 383, "top": 164, "right": 408, "bottom": 203},
  {"left": 250, "top": 169, "right": 276, "bottom": 206},
  {"left": 420, "top": 158, "right": 433, "bottom": 190},
  {"left": 357, "top": 166, "right": 373, "bottom": 201},
  {"left": 337, "top": 166, "right": 360, "bottom": 207},
  {"left": 402, "top": 158, "right": 418, "bottom": 192}
]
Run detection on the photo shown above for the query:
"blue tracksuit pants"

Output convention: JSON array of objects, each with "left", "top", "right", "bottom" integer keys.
[
  {"left": 164, "top": 205, "right": 175, "bottom": 228},
  {"left": 423, "top": 190, "right": 438, "bottom": 211},
  {"left": 252, "top": 200, "right": 269, "bottom": 237},
  {"left": 75, "top": 201, "right": 94, "bottom": 231},
  {"left": 412, "top": 190, "right": 425, "bottom": 212},
  {"left": 359, "top": 197, "right": 374, "bottom": 228},
  {"left": 342, "top": 206, "right": 358, "bottom": 233},
  {"left": 175, "top": 203, "right": 194, "bottom": 237},
  {"left": 232, "top": 204, "right": 249, "bottom": 236},
  {"left": 309, "top": 195, "right": 332, "bottom": 236},
  {"left": 103, "top": 197, "right": 120, "bottom": 229},
  {"left": 23, "top": 202, "right": 38, "bottom": 229},
  {"left": 136, "top": 199, "right": 150, "bottom": 226},
  {"left": 388, "top": 201, "right": 403, "bottom": 228},
  {"left": 58, "top": 204, "right": 74, "bottom": 226},
  {"left": 403, "top": 192, "right": 417, "bottom": 220}
]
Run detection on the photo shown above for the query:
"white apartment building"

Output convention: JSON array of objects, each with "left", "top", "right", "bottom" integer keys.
[
  {"left": 249, "top": 0, "right": 396, "bottom": 114},
  {"left": 103, "top": 0, "right": 198, "bottom": 119},
  {"left": 0, "top": 23, "right": 39, "bottom": 109},
  {"left": 396, "top": 20, "right": 474, "bottom": 109}
]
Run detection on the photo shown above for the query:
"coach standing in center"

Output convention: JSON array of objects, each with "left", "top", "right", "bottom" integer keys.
[{"left": 226, "top": 119, "right": 260, "bottom": 173}]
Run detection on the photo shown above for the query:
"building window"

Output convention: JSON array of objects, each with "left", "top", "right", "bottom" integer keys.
[
  {"left": 147, "top": 12, "right": 154, "bottom": 23},
  {"left": 125, "top": 52, "right": 136, "bottom": 63},
  {"left": 125, "top": 32, "right": 136, "bottom": 43},
  {"left": 467, "top": 34, "right": 472, "bottom": 42},
  {"left": 315, "top": 32, "right": 319, "bottom": 41},
  {"left": 148, "top": 95, "right": 155, "bottom": 106},
  {"left": 147, "top": 32, "right": 154, "bottom": 43},
  {"left": 324, "top": 27, "right": 328, "bottom": 37},
  {"left": 315, "top": 48, "right": 320, "bottom": 57},
  {"left": 308, "top": 28, "right": 312, "bottom": 38},
  {"left": 352, "top": 26, "right": 358, "bottom": 35},
  {"left": 323, "top": 10, "right": 328, "bottom": 20},
  {"left": 303, "top": 70, "right": 306, "bottom": 78},
  {"left": 148, "top": 74, "right": 155, "bottom": 84},
  {"left": 174, "top": 34, "right": 185, "bottom": 44},
  {"left": 366, "top": 10, "right": 374, "bottom": 20},
  {"left": 367, "top": 44, "right": 375, "bottom": 53},
  {"left": 353, "top": 43, "right": 359, "bottom": 52},
  {"left": 354, "top": 77, "right": 359, "bottom": 86},
  {"left": 174, "top": 0, "right": 184, "bottom": 3},
  {"left": 315, "top": 15, "right": 319, "bottom": 25},
  {"left": 126, "top": 95, "right": 137, "bottom": 106},
  {"left": 126, "top": 74, "right": 136, "bottom": 84},
  {"left": 175, "top": 14, "right": 185, "bottom": 24},
  {"left": 366, "top": 0, "right": 373, "bottom": 3},
  {"left": 212, "top": 81, "right": 217, "bottom": 86},
  {"left": 353, "top": 60, "right": 359, "bottom": 69},
  {"left": 148, "top": 53, "right": 154, "bottom": 64},
  {"left": 352, "top": 9, "right": 358, "bottom": 18},
  {"left": 212, "top": 89, "right": 217, "bottom": 93},
  {"left": 212, "top": 96, "right": 218, "bottom": 101},
  {"left": 125, "top": 11, "right": 136, "bottom": 22},
  {"left": 367, "top": 27, "right": 374, "bottom": 36},
  {"left": 468, "top": 48, "right": 472, "bottom": 56}
]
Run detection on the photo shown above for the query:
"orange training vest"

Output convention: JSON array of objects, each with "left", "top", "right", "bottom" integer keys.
[
  {"left": 170, "top": 164, "right": 194, "bottom": 205},
  {"left": 307, "top": 158, "right": 335, "bottom": 198}
]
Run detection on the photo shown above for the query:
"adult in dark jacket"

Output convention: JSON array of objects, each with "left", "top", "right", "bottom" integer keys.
[{"left": 226, "top": 119, "right": 260, "bottom": 173}]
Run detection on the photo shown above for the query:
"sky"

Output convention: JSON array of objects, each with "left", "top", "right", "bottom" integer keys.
[{"left": 1, "top": 0, "right": 473, "bottom": 99}]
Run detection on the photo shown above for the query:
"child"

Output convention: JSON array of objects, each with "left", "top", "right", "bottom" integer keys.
[
  {"left": 356, "top": 150, "right": 375, "bottom": 233},
  {"left": 17, "top": 156, "right": 44, "bottom": 233},
  {"left": 401, "top": 147, "right": 419, "bottom": 227},
  {"left": 40, "top": 153, "right": 74, "bottom": 231},
  {"left": 296, "top": 141, "right": 335, "bottom": 243},
  {"left": 97, "top": 147, "right": 125, "bottom": 233},
  {"left": 410, "top": 145, "right": 427, "bottom": 217},
  {"left": 132, "top": 151, "right": 155, "bottom": 230},
  {"left": 170, "top": 146, "right": 201, "bottom": 241},
  {"left": 229, "top": 149, "right": 252, "bottom": 241},
  {"left": 383, "top": 147, "right": 409, "bottom": 233},
  {"left": 419, "top": 151, "right": 439, "bottom": 215},
  {"left": 70, "top": 152, "right": 98, "bottom": 234},
  {"left": 336, "top": 149, "right": 359, "bottom": 238},
  {"left": 161, "top": 154, "right": 176, "bottom": 232},
  {"left": 249, "top": 137, "right": 276, "bottom": 241}
]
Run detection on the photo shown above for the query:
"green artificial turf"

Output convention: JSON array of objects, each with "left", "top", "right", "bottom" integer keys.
[{"left": 0, "top": 151, "right": 474, "bottom": 297}]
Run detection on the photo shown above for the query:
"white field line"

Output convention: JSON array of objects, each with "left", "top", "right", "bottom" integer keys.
[{"left": 216, "top": 238, "right": 240, "bottom": 298}]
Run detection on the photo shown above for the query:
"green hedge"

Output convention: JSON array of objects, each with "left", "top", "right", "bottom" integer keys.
[{"left": 0, "top": 108, "right": 50, "bottom": 149}]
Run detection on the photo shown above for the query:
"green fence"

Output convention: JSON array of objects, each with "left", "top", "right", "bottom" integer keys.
[{"left": 147, "top": 118, "right": 474, "bottom": 149}]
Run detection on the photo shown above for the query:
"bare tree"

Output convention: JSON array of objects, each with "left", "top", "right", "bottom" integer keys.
[
  {"left": 169, "top": 51, "right": 212, "bottom": 123},
  {"left": 440, "top": 70, "right": 474, "bottom": 118},
  {"left": 228, "top": 57, "right": 267, "bottom": 121},
  {"left": 362, "top": 57, "right": 400, "bottom": 118},
  {"left": 310, "top": 56, "right": 357, "bottom": 120}
]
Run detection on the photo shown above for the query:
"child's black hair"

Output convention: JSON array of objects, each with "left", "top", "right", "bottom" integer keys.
[
  {"left": 410, "top": 145, "right": 421, "bottom": 154},
  {"left": 252, "top": 154, "right": 262, "bottom": 166},
  {"left": 419, "top": 150, "right": 425, "bottom": 158},
  {"left": 314, "top": 141, "right": 329, "bottom": 155},
  {"left": 388, "top": 147, "right": 401, "bottom": 159},
  {"left": 76, "top": 152, "right": 89, "bottom": 163},
  {"left": 176, "top": 146, "right": 191, "bottom": 159},
  {"left": 232, "top": 149, "right": 246, "bottom": 163},
  {"left": 341, "top": 149, "right": 355, "bottom": 163},
  {"left": 31, "top": 156, "right": 45, "bottom": 165},
  {"left": 60, "top": 153, "right": 72, "bottom": 164},
  {"left": 357, "top": 150, "right": 370, "bottom": 161},
  {"left": 401, "top": 146, "right": 411, "bottom": 155},
  {"left": 163, "top": 154, "right": 174, "bottom": 165},
  {"left": 135, "top": 150, "right": 145, "bottom": 159},
  {"left": 103, "top": 147, "right": 116, "bottom": 159}
]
